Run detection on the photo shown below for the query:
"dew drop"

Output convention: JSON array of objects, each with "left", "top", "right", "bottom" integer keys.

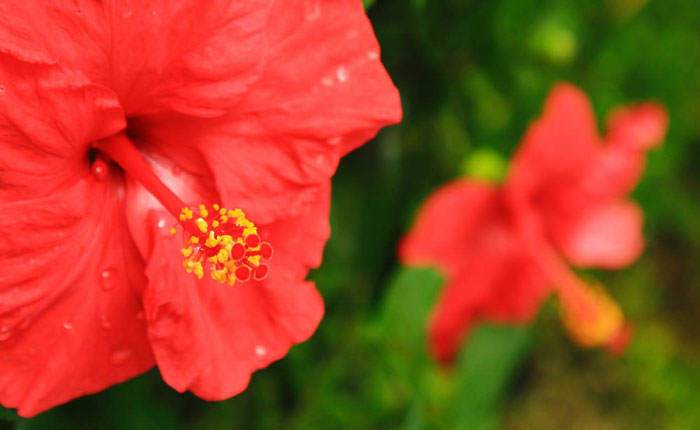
[
  {"left": 321, "top": 76, "right": 334, "bottom": 87},
  {"left": 0, "top": 326, "right": 11, "bottom": 342},
  {"left": 156, "top": 218, "right": 167, "bottom": 229},
  {"left": 91, "top": 158, "right": 109, "bottom": 181},
  {"left": 63, "top": 321, "right": 73, "bottom": 330},
  {"left": 368, "top": 50, "right": 380, "bottom": 60},
  {"left": 327, "top": 136, "right": 342, "bottom": 145},
  {"left": 336, "top": 66, "right": 348, "bottom": 83},
  {"left": 100, "top": 315, "right": 112, "bottom": 330},
  {"left": 255, "top": 345, "right": 267, "bottom": 357},
  {"left": 110, "top": 349, "right": 132, "bottom": 365},
  {"left": 305, "top": 0, "right": 320, "bottom": 21},
  {"left": 100, "top": 268, "right": 117, "bottom": 291}
]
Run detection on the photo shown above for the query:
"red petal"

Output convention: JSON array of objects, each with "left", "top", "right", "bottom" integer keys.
[
  {"left": 429, "top": 275, "right": 488, "bottom": 363},
  {"left": 479, "top": 253, "right": 549, "bottom": 324},
  {"left": 103, "top": 0, "right": 271, "bottom": 116},
  {"left": 509, "top": 83, "right": 599, "bottom": 195},
  {"left": 0, "top": 179, "right": 153, "bottom": 417},
  {"left": 239, "top": 0, "right": 401, "bottom": 154},
  {"left": 578, "top": 103, "right": 668, "bottom": 200},
  {"left": 400, "top": 180, "right": 501, "bottom": 277},
  {"left": 0, "top": 57, "right": 124, "bottom": 200},
  {"left": 428, "top": 234, "right": 547, "bottom": 363},
  {"left": 551, "top": 201, "right": 644, "bottom": 269},
  {"left": 195, "top": 0, "right": 401, "bottom": 223},
  {"left": 140, "top": 185, "right": 328, "bottom": 399},
  {"left": 0, "top": 1, "right": 105, "bottom": 73},
  {"left": 606, "top": 103, "right": 668, "bottom": 150}
]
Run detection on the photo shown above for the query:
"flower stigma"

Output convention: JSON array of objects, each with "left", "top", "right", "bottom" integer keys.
[{"left": 174, "top": 203, "right": 273, "bottom": 285}]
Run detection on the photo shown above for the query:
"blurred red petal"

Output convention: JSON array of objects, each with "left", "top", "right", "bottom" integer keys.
[{"left": 553, "top": 200, "right": 644, "bottom": 269}]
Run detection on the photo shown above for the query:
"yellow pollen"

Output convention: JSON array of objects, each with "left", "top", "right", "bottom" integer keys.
[
  {"left": 169, "top": 227, "right": 177, "bottom": 236},
  {"left": 178, "top": 203, "right": 272, "bottom": 286},
  {"left": 205, "top": 231, "right": 219, "bottom": 248},
  {"left": 179, "top": 207, "right": 193, "bottom": 221},
  {"left": 195, "top": 218, "right": 208, "bottom": 233}
]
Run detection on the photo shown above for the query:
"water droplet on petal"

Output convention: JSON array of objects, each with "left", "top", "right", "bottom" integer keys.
[
  {"left": 327, "top": 136, "right": 342, "bottom": 145},
  {"left": 110, "top": 349, "right": 132, "bottom": 365},
  {"left": 100, "top": 315, "right": 112, "bottom": 330},
  {"left": 91, "top": 158, "right": 109, "bottom": 181},
  {"left": 321, "top": 76, "right": 334, "bottom": 87},
  {"left": 305, "top": 0, "right": 320, "bottom": 21},
  {"left": 0, "top": 326, "right": 11, "bottom": 342},
  {"left": 336, "top": 66, "right": 348, "bottom": 83},
  {"left": 255, "top": 345, "right": 267, "bottom": 357},
  {"left": 63, "top": 321, "right": 73, "bottom": 330},
  {"left": 100, "top": 268, "right": 117, "bottom": 291},
  {"left": 157, "top": 218, "right": 167, "bottom": 229},
  {"left": 368, "top": 50, "right": 379, "bottom": 60}
]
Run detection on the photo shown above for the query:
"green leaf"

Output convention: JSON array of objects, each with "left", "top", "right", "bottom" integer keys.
[
  {"left": 0, "top": 407, "right": 19, "bottom": 422},
  {"left": 377, "top": 267, "right": 443, "bottom": 358},
  {"left": 449, "top": 325, "right": 533, "bottom": 430},
  {"left": 363, "top": 0, "right": 375, "bottom": 10}
]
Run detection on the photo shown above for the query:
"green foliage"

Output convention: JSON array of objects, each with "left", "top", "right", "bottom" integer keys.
[
  {"left": 0, "top": 408, "right": 18, "bottom": 422},
  {"left": 7, "top": 0, "right": 700, "bottom": 428}
]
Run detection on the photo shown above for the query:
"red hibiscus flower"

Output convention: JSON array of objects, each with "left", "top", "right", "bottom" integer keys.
[
  {"left": 400, "top": 83, "right": 666, "bottom": 363},
  {"left": 0, "top": 1, "right": 401, "bottom": 417}
]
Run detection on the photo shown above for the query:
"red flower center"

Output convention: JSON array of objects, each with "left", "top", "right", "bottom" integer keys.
[{"left": 94, "top": 133, "right": 273, "bottom": 285}]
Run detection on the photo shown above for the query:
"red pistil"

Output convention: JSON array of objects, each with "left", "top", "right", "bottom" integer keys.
[{"left": 98, "top": 134, "right": 190, "bottom": 221}]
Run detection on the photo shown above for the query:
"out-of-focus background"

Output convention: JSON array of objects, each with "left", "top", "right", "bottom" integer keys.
[{"left": 3, "top": 0, "right": 700, "bottom": 428}]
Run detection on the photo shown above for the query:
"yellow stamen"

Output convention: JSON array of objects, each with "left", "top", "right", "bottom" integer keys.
[
  {"left": 178, "top": 203, "right": 273, "bottom": 286},
  {"left": 195, "top": 218, "right": 208, "bottom": 233}
]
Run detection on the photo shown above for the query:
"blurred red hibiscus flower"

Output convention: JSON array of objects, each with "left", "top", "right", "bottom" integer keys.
[
  {"left": 400, "top": 83, "right": 666, "bottom": 363},
  {"left": 0, "top": 0, "right": 401, "bottom": 417}
]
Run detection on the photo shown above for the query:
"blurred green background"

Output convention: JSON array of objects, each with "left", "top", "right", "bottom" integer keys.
[{"left": 4, "top": 0, "right": 700, "bottom": 428}]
